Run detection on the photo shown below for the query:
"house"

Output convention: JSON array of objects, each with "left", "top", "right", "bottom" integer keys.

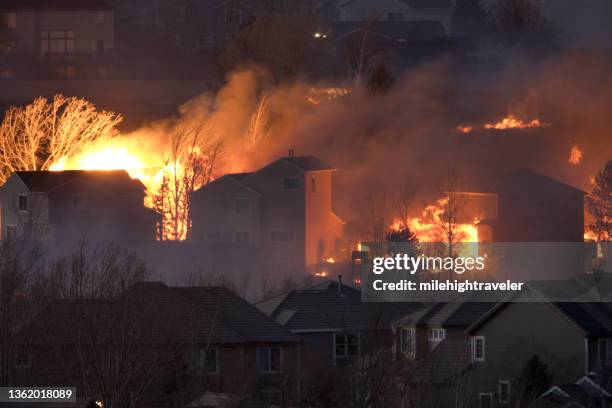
[
  {"left": 0, "top": 170, "right": 158, "bottom": 243},
  {"left": 336, "top": 0, "right": 455, "bottom": 35},
  {"left": 14, "top": 281, "right": 301, "bottom": 407},
  {"left": 0, "top": 0, "right": 114, "bottom": 79},
  {"left": 536, "top": 374, "right": 612, "bottom": 407},
  {"left": 465, "top": 279, "right": 612, "bottom": 408},
  {"left": 190, "top": 154, "right": 344, "bottom": 277},
  {"left": 256, "top": 278, "right": 421, "bottom": 398}
]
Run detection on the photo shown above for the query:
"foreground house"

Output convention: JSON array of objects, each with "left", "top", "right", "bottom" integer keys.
[
  {"left": 466, "top": 279, "right": 612, "bottom": 408},
  {"left": 15, "top": 282, "right": 301, "bottom": 407},
  {"left": 0, "top": 170, "right": 158, "bottom": 243},
  {"left": 191, "top": 154, "right": 344, "bottom": 277}
]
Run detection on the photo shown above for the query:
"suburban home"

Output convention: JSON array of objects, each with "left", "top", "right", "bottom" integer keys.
[
  {"left": 14, "top": 281, "right": 301, "bottom": 407},
  {"left": 0, "top": 170, "right": 158, "bottom": 243},
  {"left": 336, "top": 0, "right": 454, "bottom": 35},
  {"left": 256, "top": 278, "right": 421, "bottom": 399},
  {"left": 190, "top": 154, "right": 344, "bottom": 277},
  {"left": 0, "top": 0, "right": 114, "bottom": 79},
  {"left": 536, "top": 374, "right": 612, "bottom": 407},
  {"left": 465, "top": 278, "right": 612, "bottom": 408}
]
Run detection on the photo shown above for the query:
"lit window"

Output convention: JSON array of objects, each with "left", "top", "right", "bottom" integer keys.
[
  {"left": 479, "top": 393, "right": 493, "bottom": 408},
  {"left": 18, "top": 194, "right": 28, "bottom": 211},
  {"left": 234, "top": 198, "right": 250, "bottom": 215},
  {"left": 428, "top": 328, "right": 446, "bottom": 342},
  {"left": 270, "top": 230, "right": 294, "bottom": 242},
  {"left": 282, "top": 177, "right": 299, "bottom": 190},
  {"left": 472, "top": 336, "right": 485, "bottom": 362},
  {"left": 225, "top": 9, "right": 241, "bottom": 26},
  {"left": 40, "top": 30, "right": 75, "bottom": 55},
  {"left": 257, "top": 347, "right": 282, "bottom": 372},
  {"left": 335, "top": 332, "right": 359, "bottom": 358},
  {"left": 498, "top": 380, "right": 510, "bottom": 404}
]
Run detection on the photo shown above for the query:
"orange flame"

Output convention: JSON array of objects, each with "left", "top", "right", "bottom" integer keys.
[
  {"left": 456, "top": 114, "right": 550, "bottom": 133},
  {"left": 568, "top": 145, "right": 583, "bottom": 165}
]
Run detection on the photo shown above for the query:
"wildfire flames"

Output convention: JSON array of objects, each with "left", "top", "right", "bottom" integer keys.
[
  {"left": 568, "top": 145, "right": 583, "bottom": 165},
  {"left": 390, "top": 197, "right": 480, "bottom": 243},
  {"left": 456, "top": 114, "right": 551, "bottom": 133}
]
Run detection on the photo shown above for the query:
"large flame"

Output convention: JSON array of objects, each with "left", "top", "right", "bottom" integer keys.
[
  {"left": 390, "top": 197, "right": 479, "bottom": 243},
  {"left": 456, "top": 114, "right": 551, "bottom": 133},
  {"left": 568, "top": 145, "right": 583, "bottom": 165}
]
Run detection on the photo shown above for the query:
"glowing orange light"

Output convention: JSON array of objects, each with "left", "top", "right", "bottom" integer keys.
[
  {"left": 568, "top": 145, "right": 583, "bottom": 165},
  {"left": 325, "top": 257, "right": 336, "bottom": 264}
]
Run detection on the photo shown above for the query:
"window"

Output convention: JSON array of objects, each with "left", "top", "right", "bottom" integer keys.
[
  {"left": 428, "top": 328, "right": 446, "bottom": 342},
  {"left": 6, "top": 225, "right": 17, "bottom": 239},
  {"left": 234, "top": 198, "right": 250, "bottom": 215},
  {"left": 311, "top": 177, "right": 316, "bottom": 193},
  {"left": 282, "top": 177, "right": 300, "bottom": 190},
  {"left": 600, "top": 339, "right": 612, "bottom": 365},
  {"left": 198, "top": 36, "right": 213, "bottom": 49},
  {"left": 199, "top": 348, "right": 218, "bottom": 374},
  {"left": 472, "top": 336, "right": 485, "bottom": 362},
  {"left": 479, "top": 393, "right": 493, "bottom": 408},
  {"left": 387, "top": 12, "right": 403, "bottom": 21},
  {"left": 270, "top": 230, "right": 295, "bottom": 242},
  {"left": 40, "top": 30, "right": 75, "bottom": 55},
  {"left": 3, "top": 12, "right": 17, "bottom": 29},
  {"left": 235, "top": 231, "right": 250, "bottom": 243},
  {"left": 16, "top": 347, "right": 31, "bottom": 368},
  {"left": 207, "top": 230, "right": 222, "bottom": 241},
  {"left": 18, "top": 194, "right": 27, "bottom": 212},
  {"left": 71, "top": 194, "right": 85, "bottom": 209},
  {"left": 257, "top": 347, "right": 281, "bottom": 373},
  {"left": 225, "top": 9, "right": 242, "bottom": 26},
  {"left": 498, "top": 380, "right": 510, "bottom": 404},
  {"left": 399, "top": 327, "right": 415, "bottom": 355},
  {"left": 95, "top": 11, "right": 105, "bottom": 23},
  {"left": 335, "top": 332, "right": 359, "bottom": 358},
  {"left": 96, "top": 39, "right": 105, "bottom": 54}
]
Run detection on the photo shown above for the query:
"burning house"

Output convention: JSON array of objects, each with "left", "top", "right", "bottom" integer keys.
[
  {"left": 0, "top": 169, "right": 158, "bottom": 243},
  {"left": 190, "top": 154, "right": 344, "bottom": 277}
]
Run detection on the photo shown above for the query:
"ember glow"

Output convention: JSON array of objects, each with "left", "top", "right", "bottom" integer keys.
[
  {"left": 307, "top": 87, "right": 351, "bottom": 105},
  {"left": 456, "top": 114, "right": 551, "bottom": 133},
  {"left": 568, "top": 145, "right": 583, "bottom": 165}
]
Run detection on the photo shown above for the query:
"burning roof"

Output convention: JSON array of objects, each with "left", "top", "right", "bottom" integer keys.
[{"left": 12, "top": 169, "right": 146, "bottom": 194}]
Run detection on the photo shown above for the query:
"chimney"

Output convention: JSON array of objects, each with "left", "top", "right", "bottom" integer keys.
[
  {"left": 337, "top": 275, "right": 342, "bottom": 293},
  {"left": 288, "top": 149, "right": 295, "bottom": 157}
]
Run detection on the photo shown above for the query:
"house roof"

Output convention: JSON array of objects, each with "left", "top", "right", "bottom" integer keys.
[
  {"left": 409, "top": 339, "right": 472, "bottom": 384},
  {"left": 21, "top": 282, "right": 298, "bottom": 346},
  {"left": 256, "top": 280, "right": 421, "bottom": 332},
  {"left": 0, "top": 0, "right": 113, "bottom": 11},
  {"left": 282, "top": 156, "right": 335, "bottom": 172},
  {"left": 13, "top": 170, "right": 145, "bottom": 194}
]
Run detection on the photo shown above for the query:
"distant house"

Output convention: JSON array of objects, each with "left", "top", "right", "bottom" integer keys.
[
  {"left": 190, "top": 155, "right": 344, "bottom": 277},
  {"left": 465, "top": 281, "right": 612, "bottom": 408},
  {"left": 0, "top": 170, "right": 158, "bottom": 243},
  {"left": 15, "top": 281, "right": 301, "bottom": 407},
  {"left": 256, "top": 279, "right": 421, "bottom": 393},
  {"left": 537, "top": 374, "right": 612, "bottom": 407},
  {"left": 336, "top": 0, "right": 454, "bottom": 35},
  {"left": 0, "top": 0, "right": 114, "bottom": 79}
]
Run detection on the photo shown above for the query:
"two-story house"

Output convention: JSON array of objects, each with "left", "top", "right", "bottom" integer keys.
[
  {"left": 0, "top": 0, "right": 114, "bottom": 79},
  {"left": 336, "top": 0, "right": 454, "bottom": 34},
  {"left": 466, "top": 280, "right": 612, "bottom": 408},
  {"left": 190, "top": 154, "right": 344, "bottom": 277},
  {"left": 256, "top": 278, "right": 421, "bottom": 400},
  {"left": 0, "top": 170, "right": 158, "bottom": 244},
  {"left": 15, "top": 281, "right": 301, "bottom": 407}
]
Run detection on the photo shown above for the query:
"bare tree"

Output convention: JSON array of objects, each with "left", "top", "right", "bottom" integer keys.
[
  {"left": 0, "top": 95, "right": 122, "bottom": 183},
  {"left": 154, "top": 119, "right": 222, "bottom": 241},
  {"left": 586, "top": 160, "right": 612, "bottom": 242}
]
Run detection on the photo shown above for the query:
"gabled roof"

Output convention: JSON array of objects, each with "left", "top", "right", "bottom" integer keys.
[
  {"left": 13, "top": 170, "right": 145, "bottom": 194},
  {"left": 256, "top": 280, "right": 421, "bottom": 332},
  {"left": 0, "top": 0, "right": 113, "bottom": 11},
  {"left": 21, "top": 282, "right": 298, "bottom": 346},
  {"left": 282, "top": 156, "right": 335, "bottom": 172}
]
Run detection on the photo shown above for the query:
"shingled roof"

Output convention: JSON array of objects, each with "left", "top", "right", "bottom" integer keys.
[
  {"left": 12, "top": 170, "right": 145, "bottom": 194},
  {"left": 282, "top": 156, "right": 335, "bottom": 171},
  {"left": 21, "top": 282, "right": 298, "bottom": 346},
  {"left": 0, "top": 0, "right": 112, "bottom": 11},
  {"left": 256, "top": 280, "right": 421, "bottom": 332}
]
